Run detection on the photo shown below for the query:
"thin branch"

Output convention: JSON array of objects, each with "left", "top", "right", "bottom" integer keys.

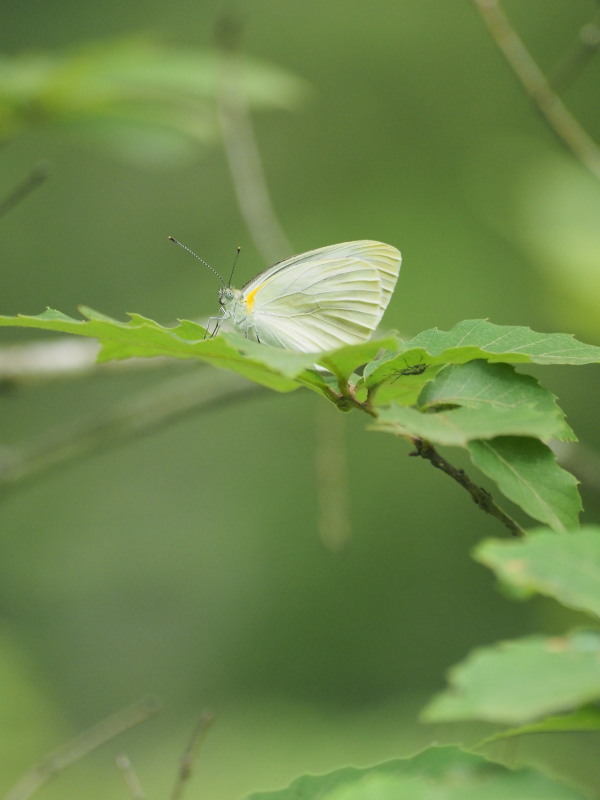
[
  {"left": 0, "top": 161, "right": 49, "bottom": 219},
  {"left": 326, "top": 387, "right": 525, "bottom": 537},
  {"left": 170, "top": 710, "right": 215, "bottom": 800},
  {"left": 2, "top": 697, "right": 160, "bottom": 800},
  {"left": 215, "top": 15, "right": 293, "bottom": 264},
  {"left": 472, "top": 0, "right": 600, "bottom": 182},
  {"left": 410, "top": 438, "right": 526, "bottom": 538},
  {"left": 0, "top": 370, "right": 265, "bottom": 494}
]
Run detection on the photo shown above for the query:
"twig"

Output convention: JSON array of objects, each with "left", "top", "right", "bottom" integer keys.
[
  {"left": 0, "top": 370, "right": 265, "bottom": 494},
  {"left": 2, "top": 697, "right": 160, "bottom": 800},
  {"left": 472, "top": 0, "right": 600, "bottom": 182},
  {"left": 549, "top": 9, "right": 600, "bottom": 92},
  {"left": 410, "top": 438, "right": 526, "bottom": 538},
  {"left": 0, "top": 161, "right": 49, "bottom": 219},
  {"left": 115, "top": 754, "right": 147, "bottom": 800},
  {"left": 331, "top": 387, "right": 525, "bottom": 537},
  {"left": 170, "top": 710, "right": 215, "bottom": 800},
  {"left": 215, "top": 14, "right": 293, "bottom": 264}
]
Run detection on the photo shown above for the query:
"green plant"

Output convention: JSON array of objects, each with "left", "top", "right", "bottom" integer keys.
[
  {"left": 3, "top": 3, "right": 600, "bottom": 796},
  {"left": 1, "top": 308, "right": 599, "bottom": 798}
]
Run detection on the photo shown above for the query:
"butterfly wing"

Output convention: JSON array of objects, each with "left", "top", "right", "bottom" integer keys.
[{"left": 241, "top": 240, "right": 401, "bottom": 352}]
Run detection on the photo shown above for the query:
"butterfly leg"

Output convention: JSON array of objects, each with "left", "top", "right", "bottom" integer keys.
[
  {"left": 242, "top": 318, "right": 261, "bottom": 344},
  {"left": 204, "top": 315, "right": 223, "bottom": 339}
]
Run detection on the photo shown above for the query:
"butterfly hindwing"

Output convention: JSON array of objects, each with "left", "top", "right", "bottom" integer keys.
[{"left": 241, "top": 241, "right": 401, "bottom": 352}]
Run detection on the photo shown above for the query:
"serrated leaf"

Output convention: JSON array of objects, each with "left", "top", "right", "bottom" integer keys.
[
  {"left": 365, "top": 319, "right": 600, "bottom": 390},
  {"left": 481, "top": 706, "right": 600, "bottom": 744},
  {"left": 468, "top": 438, "right": 581, "bottom": 531},
  {"left": 0, "top": 309, "right": 389, "bottom": 395},
  {"left": 0, "top": 310, "right": 301, "bottom": 391},
  {"left": 3, "top": 312, "right": 600, "bottom": 407},
  {"left": 405, "top": 319, "right": 600, "bottom": 365},
  {"left": 419, "top": 361, "right": 575, "bottom": 440},
  {"left": 246, "top": 745, "right": 585, "bottom": 800},
  {"left": 374, "top": 405, "right": 566, "bottom": 446},
  {"left": 422, "top": 631, "right": 600, "bottom": 725},
  {"left": 475, "top": 527, "right": 600, "bottom": 616}
]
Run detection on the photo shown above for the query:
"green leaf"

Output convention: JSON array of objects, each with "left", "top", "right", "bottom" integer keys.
[
  {"left": 364, "top": 348, "right": 433, "bottom": 381},
  {"left": 0, "top": 309, "right": 386, "bottom": 396},
  {"left": 0, "top": 37, "right": 309, "bottom": 166},
  {"left": 246, "top": 745, "right": 585, "bottom": 800},
  {"left": 362, "top": 350, "right": 441, "bottom": 406},
  {"left": 214, "top": 334, "right": 320, "bottom": 379},
  {"left": 404, "top": 319, "right": 600, "bottom": 365},
  {"left": 0, "top": 310, "right": 301, "bottom": 392},
  {"left": 2, "top": 312, "right": 599, "bottom": 410},
  {"left": 326, "top": 770, "right": 585, "bottom": 800},
  {"left": 419, "top": 362, "right": 575, "bottom": 440},
  {"left": 364, "top": 319, "right": 600, "bottom": 390},
  {"left": 372, "top": 363, "right": 582, "bottom": 528},
  {"left": 475, "top": 527, "right": 600, "bottom": 616},
  {"left": 468, "top": 438, "right": 581, "bottom": 531},
  {"left": 324, "top": 770, "right": 583, "bottom": 800},
  {"left": 317, "top": 336, "right": 399, "bottom": 384},
  {"left": 422, "top": 630, "right": 600, "bottom": 725},
  {"left": 374, "top": 405, "right": 567, "bottom": 447},
  {"left": 481, "top": 706, "right": 600, "bottom": 744}
]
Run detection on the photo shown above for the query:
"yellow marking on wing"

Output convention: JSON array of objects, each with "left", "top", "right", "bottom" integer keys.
[{"left": 245, "top": 281, "right": 267, "bottom": 311}]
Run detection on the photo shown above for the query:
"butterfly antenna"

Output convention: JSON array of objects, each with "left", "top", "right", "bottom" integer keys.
[
  {"left": 168, "top": 236, "right": 226, "bottom": 285},
  {"left": 226, "top": 247, "right": 241, "bottom": 288}
]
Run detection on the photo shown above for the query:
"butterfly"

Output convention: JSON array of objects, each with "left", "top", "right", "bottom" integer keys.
[{"left": 212, "top": 240, "right": 401, "bottom": 353}]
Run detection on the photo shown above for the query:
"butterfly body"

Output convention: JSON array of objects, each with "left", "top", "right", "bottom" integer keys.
[{"left": 216, "top": 240, "right": 401, "bottom": 353}]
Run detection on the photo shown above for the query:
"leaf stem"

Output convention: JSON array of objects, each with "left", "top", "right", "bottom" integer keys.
[{"left": 409, "top": 438, "right": 526, "bottom": 537}]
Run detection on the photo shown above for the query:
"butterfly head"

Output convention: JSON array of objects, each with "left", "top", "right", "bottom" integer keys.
[{"left": 218, "top": 286, "right": 235, "bottom": 306}]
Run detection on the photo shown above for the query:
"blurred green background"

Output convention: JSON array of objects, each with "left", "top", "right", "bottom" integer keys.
[{"left": 2, "top": 1, "right": 600, "bottom": 797}]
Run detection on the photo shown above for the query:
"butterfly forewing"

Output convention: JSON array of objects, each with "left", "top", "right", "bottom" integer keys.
[{"left": 221, "top": 240, "right": 401, "bottom": 353}]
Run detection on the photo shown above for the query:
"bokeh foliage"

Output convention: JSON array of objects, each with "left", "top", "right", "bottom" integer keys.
[{"left": 2, "top": 1, "right": 600, "bottom": 798}]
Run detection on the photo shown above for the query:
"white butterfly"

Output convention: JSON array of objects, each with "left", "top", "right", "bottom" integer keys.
[{"left": 214, "top": 240, "right": 401, "bottom": 353}]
